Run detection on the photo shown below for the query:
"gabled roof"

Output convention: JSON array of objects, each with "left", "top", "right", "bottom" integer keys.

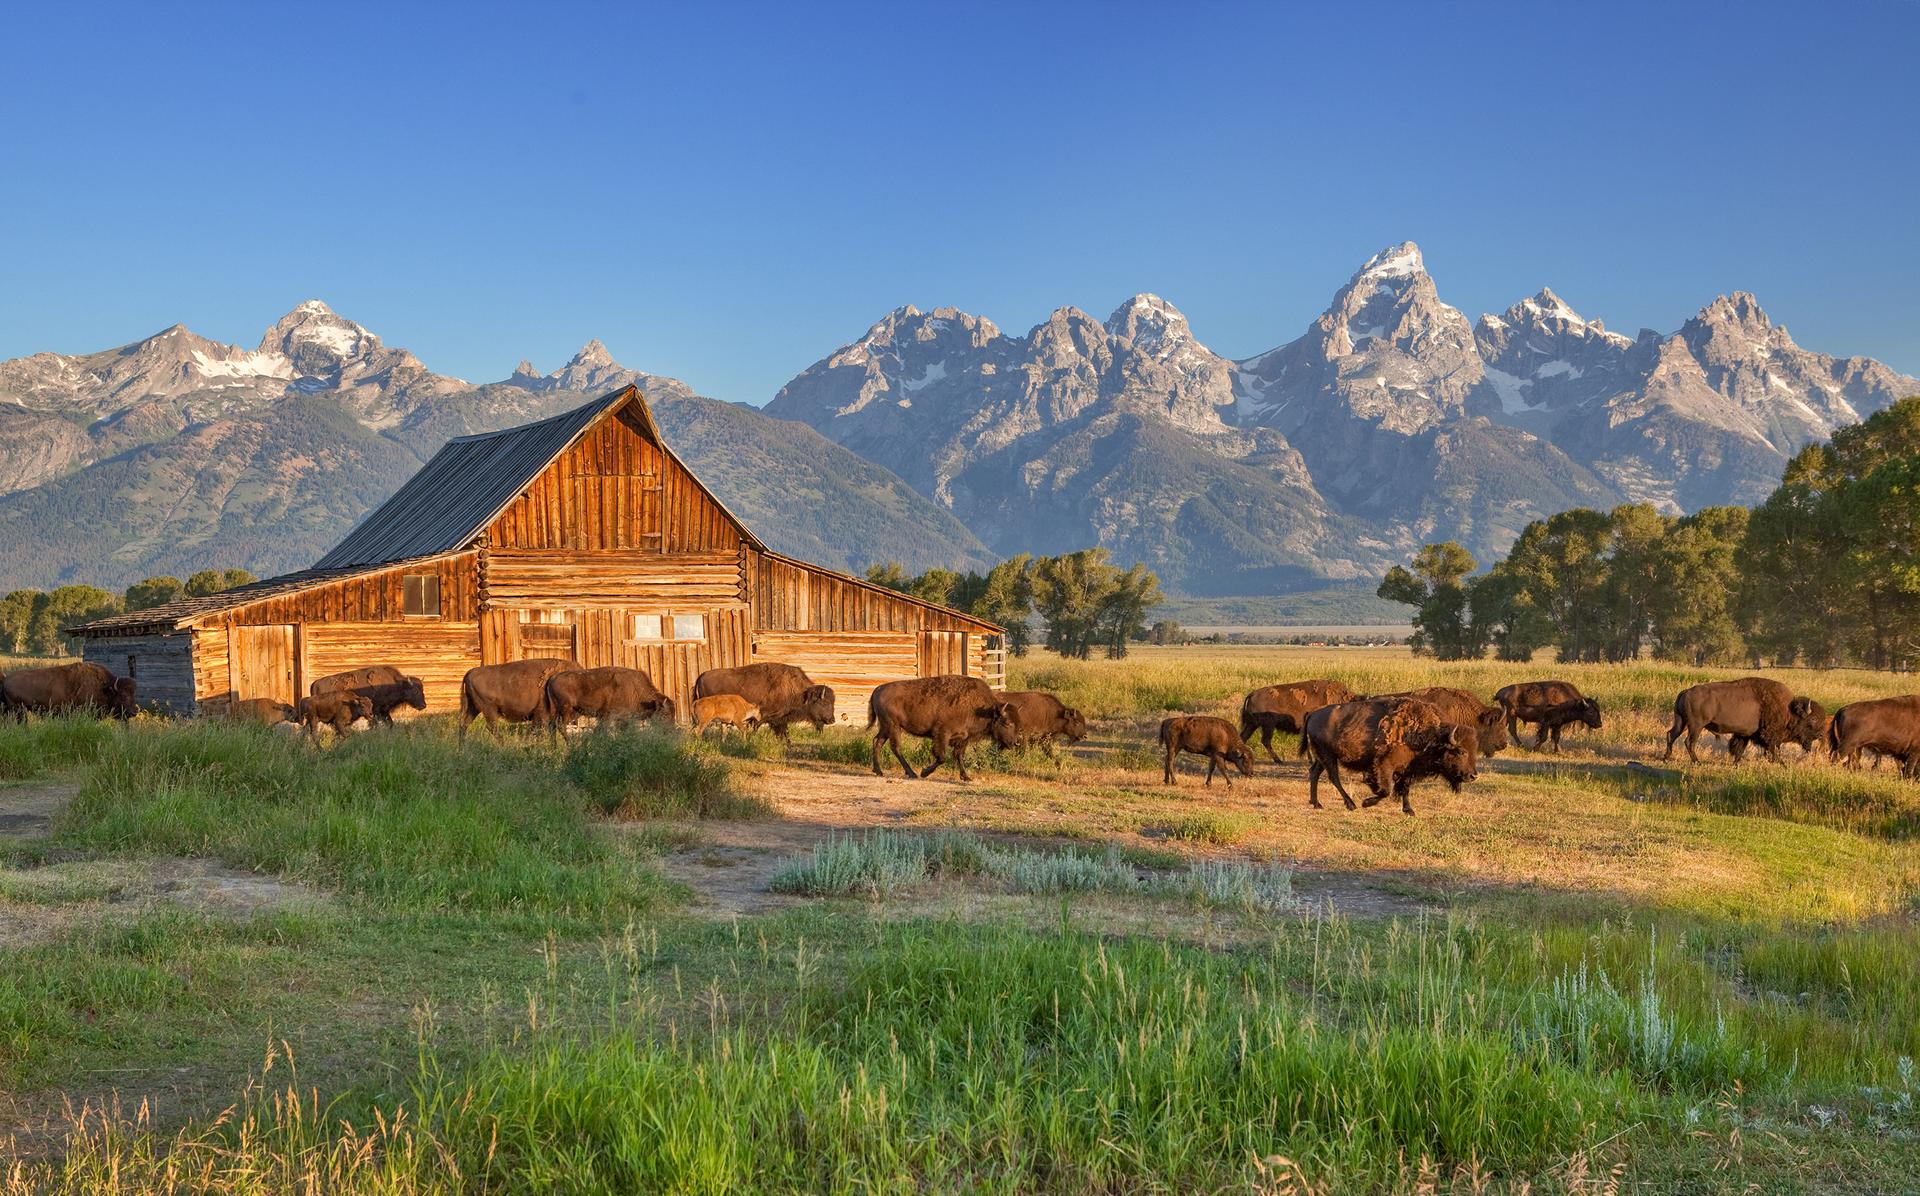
[{"left": 317, "top": 388, "right": 670, "bottom": 569}]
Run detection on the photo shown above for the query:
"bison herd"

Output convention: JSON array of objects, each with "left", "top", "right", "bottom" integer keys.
[{"left": 8, "top": 653, "right": 1920, "bottom": 808}]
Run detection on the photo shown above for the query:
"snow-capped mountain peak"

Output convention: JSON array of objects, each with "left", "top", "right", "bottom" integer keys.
[{"left": 1356, "top": 241, "right": 1425, "bottom": 282}]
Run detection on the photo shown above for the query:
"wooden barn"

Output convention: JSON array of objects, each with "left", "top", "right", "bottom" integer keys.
[{"left": 69, "top": 386, "right": 1003, "bottom": 720}]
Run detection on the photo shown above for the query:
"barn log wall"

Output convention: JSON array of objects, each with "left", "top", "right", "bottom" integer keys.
[
  {"left": 82, "top": 633, "right": 195, "bottom": 716},
  {"left": 217, "top": 554, "right": 480, "bottom": 627},
  {"left": 191, "top": 626, "right": 232, "bottom": 716},
  {"left": 746, "top": 552, "right": 987, "bottom": 634},
  {"left": 484, "top": 550, "right": 744, "bottom": 607},
  {"left": 302, "top": 623, "right": 481, "bottom": 713}
]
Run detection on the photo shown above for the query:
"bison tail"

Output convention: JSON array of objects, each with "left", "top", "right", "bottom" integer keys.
[{"left": 864, "top": 693, "right": 878, "bottom": 730}]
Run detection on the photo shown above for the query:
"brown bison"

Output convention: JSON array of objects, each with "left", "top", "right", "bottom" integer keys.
[
  {"left": 692, "top": 664, "right": 836, "bottom": 742},
  {"left": 691, "top": 694, "right": 760, "bottom": 735},
  {"left": 1494, "top": 681, "right": 1602, "bottom": 751},
  {"left": 310, "top": 665, "right": 408, "bottom": 697},
  {"left": 546, "top": 666, "right": 675, "bottom": 738},
  {"left": 228, "top": 697, "right": 295, "bottom": 725},
  {"left": 1827, "top": 696, "right": 1920, "bottom": 777},
  {"left": 1378, "top": 687, "right": 1508, "bottom": 756},
  {"left": 1240, "top": 679, "right": 1357, "bottom": 763},
  {"left": 994, "top": 690, "right": 1089, "bottom": 757},
  {"left": 457, "top": 659, "right": 580, "bottom": 740},
  {"left": 354, "top": 678, "right": 427, "bottom": 725},
  {"left": 295, "top": 691, "right": 374, "bottom": 740},
  {"left": 1664, "top": 677, "right": 1829, "bottom": 764},
  {"left": 1, "top": 662, "right": 138, "bottom": 721},
  {"left": 1158, "top": 715, "right": 1255, "bottom": 787},
  {"left": 866, "top": 675, "right": 1018, "bottom": 782},
  {"left": 1299, "top": 697, "right": 1478, "bottom": 816}
]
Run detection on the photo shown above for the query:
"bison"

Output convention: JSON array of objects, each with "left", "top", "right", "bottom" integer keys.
[
  {"left": 866, "top": 675, "right": 1017, "bottom": 782},
  {"left": 1, "top": 662, "right": 137, "bottom": 721},
  {"left": 1525, "top": 697, "right": 1604, "bottom": 753},
  {"left": 994, "top": 690, "right": 1089, "bottom": 758},
  {"left": 310, "top": 665, "right": 408, "bottom": 697},
  {"left": 1663, "top": 677, "right": 1829, "bottom": 765},
  {"left": 1826, "top": 696, "right": 1920, "bottom": 777},
  {"left": 354, "top": 677, "right": 428, "bottom": 725},
  {"left": 228, "top": 697, "right": 295, "bottom": 725},
  {"left": 546, "top": 666, "right": 675, "bottom": 738},
  {"left": 457, "top": 658, "right": 580, "bottom": 741},
  {"left": 692, "top": 664, "right": 836, "bottom": 742},
  {"left": 692, "top": 694, "right": 760, "bottom": 735},
  {"left": 1299, "top": 697, "right": 1478, "bottom": 816},
  {"left": 1240, "top": 679, "right": 1357, "bottom": 763},
  {"left": 1158, "top": 715, "right": 1255, "bottom": 787},
  {"left": 295, "top": 691, "right": 374, "bottom": 740},
  {"left": 1494, "top": 681, "right": 1602, "bottom": 752},
  {"left": 1378, "top": 687, "right": 1508, "bottom": 756}
]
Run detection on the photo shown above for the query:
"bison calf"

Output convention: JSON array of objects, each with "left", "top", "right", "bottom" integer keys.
[
  {"left": 1300, "top": 697, "right": 1477, "bottom": 816},
  {"left": 1528, "top": 697, "right": 1603, "bottom": 752},
  {"left": 353, "top": 677, "right": 427, "bottom": 725},
  {"left": 867, "top": 675, "right": 1017, "bottom": 782},
  {"left": 1495, "top": 681, "right": 1600, "bottom": 752},
  {"left": 692, "top": 664, "right": 836, "bottom": 742},
  {"left": 311, "top": 665, "right": 408, "bottom": 697},
  {"left": 229, "top": 697, "right": 295, "bottom": 725},
  {"left": 995, "top": 690, "right": 1089, "bottom": 758},
  {"left": 1159, "top": 715, "right": 1255, "bottom": 787},
  {"left": 296, "top": 692, "right": 374, "bottom": 740},
  {"left": 692, "top": 694, "right": 760, "bottom": 735}
]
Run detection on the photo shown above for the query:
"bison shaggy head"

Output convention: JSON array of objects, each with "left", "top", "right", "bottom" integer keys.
[
  {"left": 110, "top": 677, "right": 139, "bottom": 720},
  {"left": 1227, "top": 743, "right": 1255, "bottom": 777},
  {"left": 1787, "top": 696, "right": 1829, "bottom": 749},
  {"left": 399, "top": 676, "right": 427, "bottom": 711},
  {"left": 988, "top": 703, "right": 1022, "bottom": 750},
  {"left": 655, "top": 696, "right": 679, "bottom": 724},
  {"left": 1061, "top": 707, "right": 1089, "bottom": 742},
  {"left": 800, "top": 684, "right": 836, "bottom": 729},
  {"left": 1417, "top": 724, "right": 1479, "bottom": 790},
  {"left": 1473, "top": 707, "right": 1508, "bottom": 756},
  {"left": 1577, "top": 698, "right": 1603, "bottom": 730}
]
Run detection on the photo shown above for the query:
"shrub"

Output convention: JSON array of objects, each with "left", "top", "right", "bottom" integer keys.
[{"left": 562, "top": 725, "right": 764, "bottom": 819}]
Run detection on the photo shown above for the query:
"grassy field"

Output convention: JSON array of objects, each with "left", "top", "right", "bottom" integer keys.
[{"left": 1, "top": 646, "right": 1917, "bottom": 1192}]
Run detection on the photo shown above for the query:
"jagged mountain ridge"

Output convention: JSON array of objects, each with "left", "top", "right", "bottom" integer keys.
[
  {"left": 0, "top": 307, "right": 994, "bottom": 590},
  {"left": 767, "top": 242, "right": 1917, "bottom": 586}
]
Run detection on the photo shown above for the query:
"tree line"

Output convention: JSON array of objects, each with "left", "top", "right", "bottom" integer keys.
[
  {"left": 0, "top": 570, "right": 255, "bottom": 658},
  {"left": 1380, "top": 396, "right": 1920, "bottom": 669},
  {"left": 865, "top": 548, "right": 1163, "bottom": 658}
]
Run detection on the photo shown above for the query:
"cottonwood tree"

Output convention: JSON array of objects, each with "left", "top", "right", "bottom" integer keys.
[
  {"left": 185, "top": 569, "right": 255, "bottom": 598},
  {"left": 124, "top": 576, "right": 186, "bottom": 612}
]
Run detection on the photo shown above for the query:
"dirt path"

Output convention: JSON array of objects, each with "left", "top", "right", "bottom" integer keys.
[
  {"left": 0, "top": 779, "right": 327, "bottom": 949},
  {"left": 631, "top": 760, "right": 1433, "bottom": 920}
]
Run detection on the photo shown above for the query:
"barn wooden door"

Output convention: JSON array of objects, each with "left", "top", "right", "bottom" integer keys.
[
  {"left": 519, "top": 622, "right": 578, "bottom": 662},
  {"left": 233, "top": 625, "right": 296, "bottom": 704},
  {"left": 917, "top": 631, "right": 968, "bottom": 678}
]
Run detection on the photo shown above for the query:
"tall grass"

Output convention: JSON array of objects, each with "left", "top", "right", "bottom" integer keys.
[
  {"left": 49, "top": 720, "right": 675, "bottom": 921},
  {"left": 0, "top": 713, "right": 122, "bottom": 781},
  {"left": 769, "top": 828, "right": 1295, "bottom": 910},
  {"left": 563, "top": 724, "right": 767, "bottom": 818}
]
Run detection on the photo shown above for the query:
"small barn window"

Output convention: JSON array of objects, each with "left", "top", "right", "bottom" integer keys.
[
  {"left": 671, "top": 614, "right": 706, "bottom": 642},
  {"left": 403, "top": 574, "right": 440, "bottom": 617},
  {"left": 125, "top": 655, "right": 138, "bottom": 680},
  {"left": 631, "top": 614, "right": 665, "bottom": 641}
]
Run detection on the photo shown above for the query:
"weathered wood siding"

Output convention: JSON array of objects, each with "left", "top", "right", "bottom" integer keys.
[
  {"left": 303, "top": 623, "right": 480, "bottom": 714},
  {"left": 749, "top": 630, "right": 920, "bottom": 723},
  {"left": 192, "top": 626, "right": 232, "bottom": 716},
  {"left": 483, "top": 550, "right": 744, "bottom": 607},
  {"left": 484, "top": 409, "right": 742, "bottom": 555},
  {"left": 746, "top": 552, "right": 990, "bottom": 634},
  {"left": 480, "top": 605, "right": 752, "bottom": 716},
  {"left": 216, "top": 554, "right": 480, "bottom": 627},
  {"left": 83, "top": 633, "right": 195, "bottom": 716}
]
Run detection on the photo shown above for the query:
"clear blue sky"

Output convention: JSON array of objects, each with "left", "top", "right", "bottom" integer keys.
[{"left": 4, "top": 1, "right": 1915, "bottom": 402}]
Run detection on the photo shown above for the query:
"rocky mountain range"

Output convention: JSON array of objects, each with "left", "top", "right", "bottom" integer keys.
[
  {"left": 0, "top": 306, "right": 994, "bottom": 591},
  {"left": 767, "top": 242, "right": 1917, "bottom": 591},
  {"left": 1, "top": 245, "right": 1912, "bottom": 596}
]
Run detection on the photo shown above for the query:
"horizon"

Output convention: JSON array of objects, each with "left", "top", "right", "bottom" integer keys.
[{"left": 3, "top": 1, "right": 1916, "bottom": 403}]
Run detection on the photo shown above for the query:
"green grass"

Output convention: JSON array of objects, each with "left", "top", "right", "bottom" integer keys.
[
  {"left": 0, "top": 713, "right": 122, "bottom": 780},
  {"left": 768, "top": 828, "right": 1295, "bottom": 911},
  {"left": 1153, "top": 809, "right": 1263, "bottom": 845},
  {"left": 50, "top": 719, "right": 678, "bottom": 923},
  {"left": 563, "top": 723, "right": 767, "bottom": 818}
]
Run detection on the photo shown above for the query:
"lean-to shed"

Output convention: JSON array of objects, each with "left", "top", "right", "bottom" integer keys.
[{"left": 69, "top": 386, "right": 1003, "bottom": 718}]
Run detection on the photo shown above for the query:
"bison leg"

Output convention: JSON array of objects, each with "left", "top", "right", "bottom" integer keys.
[
  {"left": 1728, "top": 734, "right": 1749, "bottom": 763},
  {"left": 1258, "top": 724, "right": 1284, "bottom": 765},
  {"left": 1164, "top": 740, "right": 1178, "bottom": 785},
  {"left": 1548, "top": 723, "right": 1565, "bottom": 753},
  {"left": 920, "top": 734, "right": 954, "bottom": 780},
  {"left": 886, "top": 731, "right": 917, "bottom": 780},
  {"left": 1663, "top": 714, "right": 1686, "bottom": 761},
  {"left": 1204, "top": 753, "right": 1217, "bottom": 787},
  {"left": 1307, "top": 757, "right": 1323, "bottom": 808},
  {"left": 1507, "top": 714, "right": 1522, "bottom": 748},
  {"left": 1318, "top": 754, "right": 1358, "bottom": 810},
  {"left": 950, "top": 734, "right": 975, "bottom": 782}
]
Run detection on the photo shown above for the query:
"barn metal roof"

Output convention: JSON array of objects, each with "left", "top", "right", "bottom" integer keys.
[{"left": 314, "top": 389, "right": 633, "bottom": 569}]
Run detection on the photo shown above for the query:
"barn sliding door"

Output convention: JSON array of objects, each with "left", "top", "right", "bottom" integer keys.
[
  {"left": 232, "top": 625, "right": 296, "bottom": 704},
  {"left": 917, "top": 631, "right": 968, "bottom": 678}
]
